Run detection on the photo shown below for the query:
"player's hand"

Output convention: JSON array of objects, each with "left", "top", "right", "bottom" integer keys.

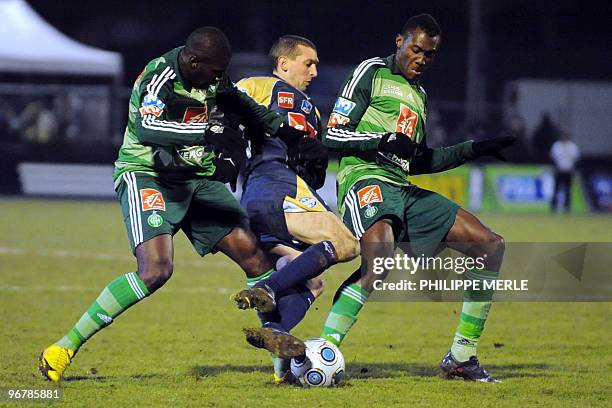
[
  {"left": 274, "top": 122, "right": 309, "bottom": 146},
  {"left": 472, "top": 136, "right": 517, "bottom": 161},
  {"left": 215, "top": 71, "right": 236, "bottom": 97},
  {"left": 377, "top": 132, "right": 417, "bottom": 172},
  {"left": 287, "top": 137, "right": 329, "bottom": 190},
  {"left": 211, "top": 148, "right": 245, "bottom": 191},
  {"left": 288, "top": 136, "right": 328, "bottom": 163},
  {"left": 204, "top": 124, "right": 245, "bottom": 152}
]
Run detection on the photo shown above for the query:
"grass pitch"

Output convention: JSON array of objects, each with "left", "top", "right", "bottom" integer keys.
[{"left": 0, "top": 198, "right": 611, "bottom": 407}]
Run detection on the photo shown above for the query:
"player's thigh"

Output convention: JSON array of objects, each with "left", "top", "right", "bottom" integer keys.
[
  {"left": 183, "top": 178, "right": 248, "bottom": 257},
  {"left": 445, "top": 207, "right": 504, "bottom": 269},
  {"left": 285, "top": 211, "right": 359, "bottom": 260},
  {"left": 341, "top": 179, "right": 406, "bottom": 243},
  {"left": 243, "top": 170, "right": 331, "bottom": 250},
  {"left": 116, "top": 171, "right": 190, "bottom": 254},
  {"left": 404, "top": 186, "right": 459, "bottom": 256}
]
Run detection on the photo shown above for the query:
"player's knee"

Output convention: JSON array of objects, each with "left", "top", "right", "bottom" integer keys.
[
  {"left": 306, "top": 277, "right": 325, "bottom": 298},
  {"left": 329, "top": 230, "right": 360, "bottom": 262},
  {"left": 485, "top": 231, "right": 505, "bottom": 257},
  {"left": 241, "top": 248, "right": 270, "bottom": 277},
  {"left": 138, "top": 256, "right": 173, "bottom": 292}
]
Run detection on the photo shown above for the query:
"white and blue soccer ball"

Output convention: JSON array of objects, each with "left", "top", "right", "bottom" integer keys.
[{"left": 291, "top": 338, "right": 345, "bottom": 387}]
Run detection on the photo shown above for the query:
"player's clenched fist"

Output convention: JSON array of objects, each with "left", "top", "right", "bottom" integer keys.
[{"left": 377, "top": 132, "right": 417, "bottom": 172}]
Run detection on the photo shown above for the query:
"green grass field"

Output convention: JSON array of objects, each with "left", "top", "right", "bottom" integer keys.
[{"left": 1, "top": 198, "right": 611, "bottom": 407}]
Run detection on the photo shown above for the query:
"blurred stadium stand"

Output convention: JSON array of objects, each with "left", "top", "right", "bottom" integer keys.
[{"left": 1, "top": 0, "right": 611, "bottom": 213}]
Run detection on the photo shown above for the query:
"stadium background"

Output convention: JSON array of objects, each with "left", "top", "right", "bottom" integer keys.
[{"left": 0, "top": 0, "right": 610, "bottom": 406}]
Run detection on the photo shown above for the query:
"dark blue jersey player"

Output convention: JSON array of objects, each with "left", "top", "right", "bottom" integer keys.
[{"left": 233, "top": 35, "right": 360, "bottom": 383}]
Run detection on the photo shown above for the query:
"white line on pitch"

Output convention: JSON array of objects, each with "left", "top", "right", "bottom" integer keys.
[{"left": 0, "top": 246, "right": 233, "bottom": 269}]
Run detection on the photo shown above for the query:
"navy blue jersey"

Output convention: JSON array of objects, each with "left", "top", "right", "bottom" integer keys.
[{"left": 236, "top": 76, "right": 321, "bottom": 178}]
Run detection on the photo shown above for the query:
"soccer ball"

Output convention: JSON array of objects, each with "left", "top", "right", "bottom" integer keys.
[{"left": 290, "top": 338, "right": 345, "bottom": 387}]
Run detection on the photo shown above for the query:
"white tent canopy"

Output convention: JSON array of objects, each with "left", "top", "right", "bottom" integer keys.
[{"left": 0, "top": 0, "right": 122, "bottom": 76}]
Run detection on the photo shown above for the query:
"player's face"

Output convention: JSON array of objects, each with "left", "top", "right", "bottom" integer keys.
[
  {"left": 188, "top": 54, "right": 230, "bottom": 89},
  {"left": 395, "top": 27, "right": 440, "bottom": 81},
  {"left": 281, "top": 45, "right": 319, "bottom": 91}
]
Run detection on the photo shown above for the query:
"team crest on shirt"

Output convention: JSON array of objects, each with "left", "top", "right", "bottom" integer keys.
[
  {"left": 139, "top": 94, "right": 165, "bottom": 117},
  {"left": 327, "top": 112, "right": 350, "bottom": 128},
  {"left": 182, "top": 106, "right": 208, "bottom": 123},
  {"left": 357, "top": 185, "right": 383, "bottom": 208},
  {"left": 395, "top": 103, "right": 419, "bottom": 139},
  {"left": 301, "top": 99, "right": 313, "bottom": 114},
  {"left": 140, "top": 189, "right": 166, "bottom": 211}
]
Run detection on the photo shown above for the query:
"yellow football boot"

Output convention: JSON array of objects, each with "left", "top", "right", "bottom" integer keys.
[{"left": 38, "top": 344, "right": 75, "bottom": 382}]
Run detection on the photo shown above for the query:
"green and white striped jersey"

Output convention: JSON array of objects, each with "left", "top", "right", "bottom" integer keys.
[
  {"left": 113, "top": 47, "right": 283, "bottom": 188},
  {"left": 323, "top": 54, "right": 474, "bottom": 213}
]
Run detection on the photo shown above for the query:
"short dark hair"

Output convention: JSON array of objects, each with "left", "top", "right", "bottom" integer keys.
[
  {"left": 400, "top": 14, "right": 441, "bottom": 38},
  {"left": 184, "top": 26, "right": 231, "bottom": 60},
  {"left": 269, "top": 35, "right": 317, "bottom": 70}
]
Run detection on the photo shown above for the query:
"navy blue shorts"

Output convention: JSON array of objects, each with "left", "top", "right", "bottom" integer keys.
[{"left": 241, "top": 161, "right": 331, "bottom": 250}]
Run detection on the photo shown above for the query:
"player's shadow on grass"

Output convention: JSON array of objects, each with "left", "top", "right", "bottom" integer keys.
[
  {"left": 188, "top": 365, "right": 268, "bottom": 379},
  {"left": 347, "top": 362, "right": 552, "bottom": 380},
  {"left": 188, "top": 361, "right": 552, "bottom": 381},
  {"left": 62, "top": 373, "right": 159, "bottom": 382}
]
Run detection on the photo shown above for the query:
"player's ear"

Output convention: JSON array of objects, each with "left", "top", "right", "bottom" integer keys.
[
  {"left": 396, "top": 34, "right": 404, "bottom": 50},
  {"left": 189, "top": 55, "right": 199, "bottom": 70},
  {"left": 279, "top": 56, "right": 289, "bottom": 72}
]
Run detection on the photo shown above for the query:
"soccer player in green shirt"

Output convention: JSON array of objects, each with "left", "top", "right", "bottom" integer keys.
[
  {"left": 320, "top": 14, "right": 515, "bottom": 382},
  {"left": 37, "top": 26, "right": 310, "bottom": 382}
]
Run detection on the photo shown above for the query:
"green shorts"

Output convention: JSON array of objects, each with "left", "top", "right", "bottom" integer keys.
[
  {"left": 341, "top": 179, "right": 459, "bottom": 255},
  {"left": 116, "top": 171, "right": 247, "bottom": 256}
]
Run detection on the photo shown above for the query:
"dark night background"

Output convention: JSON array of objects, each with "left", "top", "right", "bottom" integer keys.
[{"left": 26, "top": 0, "right": 612, "bottom": 102}]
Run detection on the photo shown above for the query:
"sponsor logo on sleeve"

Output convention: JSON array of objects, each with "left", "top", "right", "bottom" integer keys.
[
  {"left": 332, "top": 97, "right": 356, "bottom": 116},
  {"left": 301, "top": 99, "right": 313, "bottom": 114},
  {"left": 357, "top": 185, "right": 383, "bottom": 208},
  {"left": 395, "top": 103, "right": 419, "bottom": 139},
  {"left": 140, "top": 188, "right": 166, "bottom": 211},
  {"left": 288, "top": 112, "right": 307, "bottom": 131},
  {"left": 139, "top": 94, "right": 165, "bottom": 117},
  {"left": 306, "top": 121, "right": 316, "bottom": 137},
  {"left": 277, "top": 92, "right": 295, "bottom": 109},
  {"left": 327, "top": 112, "right": 350, "bottom": 128},
  {"left": 182, "top": 106, "right": 208, "bottom": 123}
]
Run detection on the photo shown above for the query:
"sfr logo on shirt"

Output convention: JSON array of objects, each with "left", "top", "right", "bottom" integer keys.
[{"left": 278, "top": 92, "right": 294, "bottom": 109}]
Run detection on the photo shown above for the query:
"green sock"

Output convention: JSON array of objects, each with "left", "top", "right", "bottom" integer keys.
[
  {"left": 451, "top": 269, "right": 498, "bottom": 362},
  {"left": 320, "top": 283, "right": 368, "bottom": 346},
  {"left": 56, "top": 272, "right": 150, "bottom": 351},
  {"left": 246, "top": 269, "right": 274, "bottom": 288}
]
